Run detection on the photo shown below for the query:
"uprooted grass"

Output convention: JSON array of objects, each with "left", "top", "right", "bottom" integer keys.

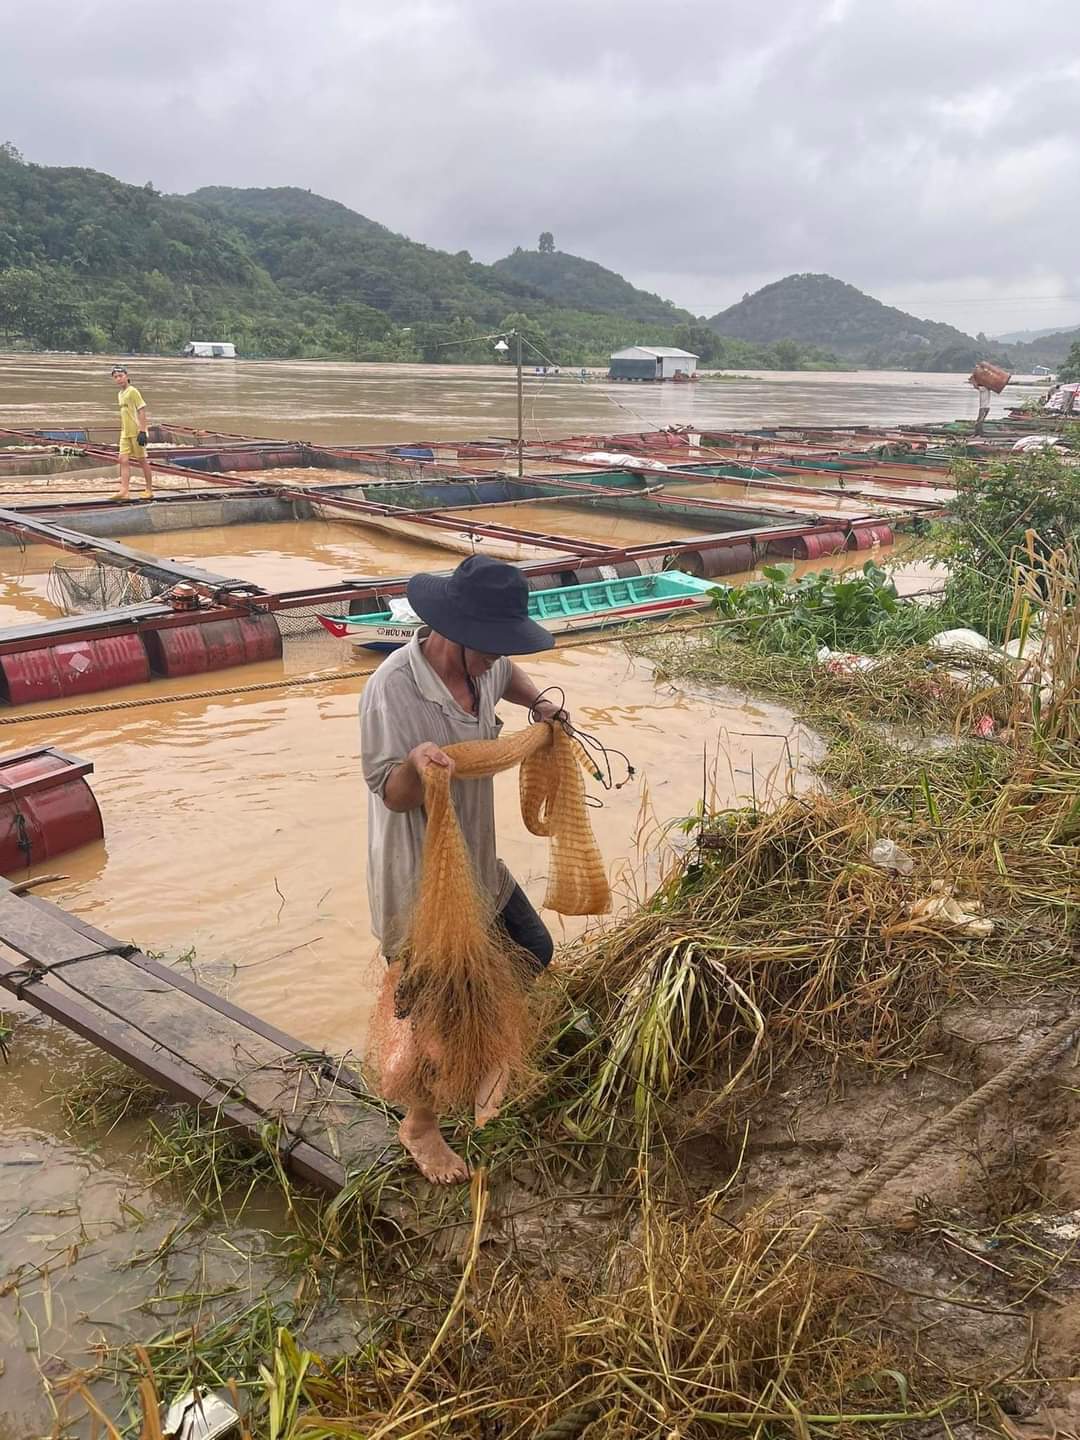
[
  {"left": 645, "top": 632, "right": 1028, "bottom": 730},
  {"left": 549, "top": 550, "right": 1080, "bottom": 1172},
  {"left": 53, "top": 1059, "right": 163, "bottom": 1135},
  {"left": 91, "top": 1176, "right": 969, "bottom": 1440}
]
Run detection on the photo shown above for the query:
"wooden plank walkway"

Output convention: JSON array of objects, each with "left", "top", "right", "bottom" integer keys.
[{"left": 0, "top": 878, "right": 393, "bottom": 1192}]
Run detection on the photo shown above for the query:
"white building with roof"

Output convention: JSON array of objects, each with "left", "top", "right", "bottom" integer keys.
[{"left": 609, "top": 346, "right": 698, "bottom": 382}]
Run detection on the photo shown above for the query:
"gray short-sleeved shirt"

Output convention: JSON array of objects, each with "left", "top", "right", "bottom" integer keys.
[{"left": 360, "top": 630, "right": 514, "bottom": 957}]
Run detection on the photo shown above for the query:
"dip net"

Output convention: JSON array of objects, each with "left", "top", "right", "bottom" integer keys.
[
  {"left": 378, "top": 720, "right": 610, "bottom": 1112},
  {"left": 47, "top": 559, "right": 171, "bottom": 614}
]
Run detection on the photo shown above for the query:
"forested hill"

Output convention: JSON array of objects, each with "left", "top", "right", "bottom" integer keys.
[
  {"left": 0, "top": 148, "right": 1058, "bottom": 372},
  {"left": 185, "top": 184, "right": 533, "bottom": 325},
  {"left": 0, "top": 152, "right": 694, "bottom": 363},
  {"left": 1005, "top": 326, "right": 1080, "bottom": 367},
  {"left": 492, "top": 246, "right": 692, "bottom": 326},
  {"left": 709, "top": 273, "right": 1003, "bottom": 370}
]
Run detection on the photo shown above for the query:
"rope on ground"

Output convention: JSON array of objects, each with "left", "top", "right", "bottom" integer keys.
[
  {"left": 819, "top": 1012, "right": 1080, "bottom": 1228},
  {"left": 532, "top": 1397, "right": 609, "bottom": 1440}
]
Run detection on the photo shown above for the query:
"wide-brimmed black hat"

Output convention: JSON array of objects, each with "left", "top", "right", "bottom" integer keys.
[{"left": 406, "top": 555, "right": 553, "bottom": 654}]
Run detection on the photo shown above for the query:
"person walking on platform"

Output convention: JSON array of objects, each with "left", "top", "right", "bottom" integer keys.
[
  {"left": 111, "top": 365, "right": 155, "bottom": 500},
  {"left": 360, "top": 556, "right": 567, "bottom": 1184}
]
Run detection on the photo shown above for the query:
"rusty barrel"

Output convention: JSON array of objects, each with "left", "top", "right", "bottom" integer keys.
[
  {"left": 847, "top": 523, "right": 895, "bottom": 550},
  {"left": 0, "top": 747, "right": 103, "bottom": 874},
  {"left": 767, "top": 530, "right": 847, "bottom": 560},
  {"left": 970, "top": 362, "right": 1011, "bottom": 394},
  {"left": 674, "top": 542, "right": 755, "bottom": 578},
  {"left": 144, "top": 614, "right": 282, "bottom": 678},
  {"left": 0, "top": 635, "right": 150, "bottom": 707}
]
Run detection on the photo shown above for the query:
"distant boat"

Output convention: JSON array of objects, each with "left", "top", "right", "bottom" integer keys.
[
  {"left": 317, "top": 570, "right": 718, "bottom": 652},
  {"left": 183, "top": 341, "right": 237, "bottom": 359}
]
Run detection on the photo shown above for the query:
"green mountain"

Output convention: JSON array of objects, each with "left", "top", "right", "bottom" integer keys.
[
  {"left": 0, "top": 151, "right": 682, "bottom": 364},
  {"left": 0, "top": 146, "right": 1044, "bottom": 375},
  {"left": 186, "top": 184, "right": 535, "bottom": 326},
  {"left": 993, "top": 324, "right": 1076, "bottom": 345},
  {"left": 492, "top": 245, "right": 692, "bottom": 326},
  {"left": 708, "top": 273, "right": 1002, "bottom": 369},
  {"left": 1005, "top": 327, "right": 1080, "bottom": 367}
]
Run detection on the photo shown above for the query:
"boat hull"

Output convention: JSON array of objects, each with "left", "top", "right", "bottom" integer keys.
[{"left": 339, "top": 591, "right": 713, "bottom": 653}]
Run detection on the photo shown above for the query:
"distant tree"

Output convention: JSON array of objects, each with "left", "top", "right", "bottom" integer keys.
[
  {"left": 499, "top": 310, "right": 556, "bottom": 366},
  {"left": 773, "top": 339, "right": 802, "bottom": 369},
  {"left": 0, "top": 141, "right": 25, "bottom": 164},
  {"left": 1059, "top": 341, "right": 1080, "bottom": 383},
  {"left": 538, "top": 231, "right": 555, "bottom": 254}
]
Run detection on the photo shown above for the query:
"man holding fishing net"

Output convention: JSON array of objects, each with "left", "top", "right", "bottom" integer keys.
[{"left": 361, "top": 555, "right": 609, "bottom": 1183}]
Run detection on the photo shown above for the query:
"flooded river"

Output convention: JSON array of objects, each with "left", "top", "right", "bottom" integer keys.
[
  {"left": 0, "top": 355, "right": 962, "bottom": 1426},
  {"left": 0, "top": 352, "right": 1011, "bottom": 443}
]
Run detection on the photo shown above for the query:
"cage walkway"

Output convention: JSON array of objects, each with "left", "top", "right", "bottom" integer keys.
[{"left": 0, "top": 878, "right": 392, "bottom": 1191}]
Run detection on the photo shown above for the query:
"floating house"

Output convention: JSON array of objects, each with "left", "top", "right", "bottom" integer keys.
[
  {"left": 183, "top": 341, "right": 237, "bottom": 359},
  {"left": 609, "top": 346, "right": 698, "bottom": 382}
]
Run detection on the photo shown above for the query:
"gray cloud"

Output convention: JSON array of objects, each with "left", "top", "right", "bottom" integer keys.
[{"left": 4, "top": 0, "right": 1079, "bottom": 335}]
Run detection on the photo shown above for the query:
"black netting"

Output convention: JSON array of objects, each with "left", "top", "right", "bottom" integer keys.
[
  {"left": 47, "top": 560, "right": 171, "bottom": 615},
  {"left": 273, "top": 599, "right": 350, "bottom": 636}
]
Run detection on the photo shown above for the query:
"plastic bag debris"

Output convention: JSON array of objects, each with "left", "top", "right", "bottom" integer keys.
[
  {"left": 162, "top": 1389, "right": 242, "bottom": 1440},
  {"left": 870, "top": 839, "right": 915, "bottom": 875},
  {"left": 908, "top": 880, "right": 993, "bottom": 938}
]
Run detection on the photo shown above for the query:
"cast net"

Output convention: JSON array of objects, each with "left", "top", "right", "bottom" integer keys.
[{"left": 379, "top": 720, "right": 610, "bottom": 1112}]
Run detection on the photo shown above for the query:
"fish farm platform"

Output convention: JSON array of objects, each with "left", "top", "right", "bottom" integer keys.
[
  {"left": 0, "top": 877, "right": 393, "bottom": 1192},
  {"left": 0, "top": 418, "right": 959, "bottom": 705}
]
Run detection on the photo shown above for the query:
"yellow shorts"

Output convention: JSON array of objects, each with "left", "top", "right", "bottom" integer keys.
[{"left": 119, "top": 436, "right": 147, "bottom": 459}]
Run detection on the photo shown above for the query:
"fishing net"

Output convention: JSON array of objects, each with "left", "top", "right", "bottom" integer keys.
[
  {"left": 273, "top": 600, "right": 349, "bottom": 637},
  {"left": 379, "top": 720, "right": 610, "bottom": 1112},
  {"left": 47, "top": 560, "right": 170, "bottom": 615}
]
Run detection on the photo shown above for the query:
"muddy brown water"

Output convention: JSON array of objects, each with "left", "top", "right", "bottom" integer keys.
[
  {"left": 0, "top": 352, "right": 1009, "bottom": 442},
  {"left": 0, "top": 355, "right": 960, "bottom": 1425}
]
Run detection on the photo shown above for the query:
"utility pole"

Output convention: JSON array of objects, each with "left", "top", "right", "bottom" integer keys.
[{"left": 516, "top": 330, "right": 524, "bottom": 478}]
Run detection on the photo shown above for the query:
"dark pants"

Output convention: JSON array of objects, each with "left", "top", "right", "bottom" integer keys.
[{"left": 497, "top": 882, "right": 554, "bottom": 974}]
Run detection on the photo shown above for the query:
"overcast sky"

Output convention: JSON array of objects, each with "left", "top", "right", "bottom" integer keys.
[{"left": 4, "top": 0, "right": 1079, "bottom": 336}]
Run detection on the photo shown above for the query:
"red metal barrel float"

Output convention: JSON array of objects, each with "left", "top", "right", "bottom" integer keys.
[
  {"left": 674, "top": 542, "right": 754, "bottom": 579},
  {"left": 847, "top": 523, "right": 895, "bottom": 551},
  {"left": 0, "top": 635, "right": 150, "bottom": 707},
  {"left": 767, "top": 530, "right": 847, "bottom": 561},
  {"left": 970, "top": 361, "right": 1012, "bottom": 394},
  {"left": 143, "top": 614, "right": 282, "bottom": 678},
  {"left": 0, "top": 746, "right": 103, "bottom": 874}
]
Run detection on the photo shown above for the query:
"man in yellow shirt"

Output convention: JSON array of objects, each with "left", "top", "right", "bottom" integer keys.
[{"left": 111, "top": 365, "right": 155, "bottom": 501}]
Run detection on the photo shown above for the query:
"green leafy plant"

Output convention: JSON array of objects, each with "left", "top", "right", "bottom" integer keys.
[{"left": 708, "top": 560, "right": 938, "bottom": 656}]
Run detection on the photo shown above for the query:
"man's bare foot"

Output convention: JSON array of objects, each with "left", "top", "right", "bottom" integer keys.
[
  {"left": 474, "top": 1065, "right": 509, "bottom": 1128},
  {"left": 399, "top": 1110, "right": 469, "bottom": 1184}
]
